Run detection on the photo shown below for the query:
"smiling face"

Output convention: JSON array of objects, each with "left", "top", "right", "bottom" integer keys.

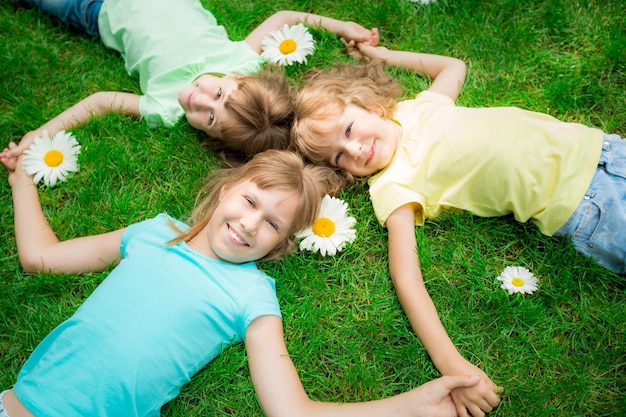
[
  {"left": 178, "top": 74, "right": 241, "bottom": 138},
  {"left": 191, "top": 180, "right": 298, "bottom": 264},
  {"left": 320, "top": 104, "right": 402, "bottom": 177}
]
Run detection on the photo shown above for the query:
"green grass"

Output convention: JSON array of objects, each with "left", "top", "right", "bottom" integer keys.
[{"left": 1, "top": 0, "right": 625, "bottom": 416}]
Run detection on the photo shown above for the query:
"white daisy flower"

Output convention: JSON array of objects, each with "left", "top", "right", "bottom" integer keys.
[
  {"left": 496, "top": 266, "right": 538, "bottom": 295},
  {"left": 22, "top": 130, "right": 81, "bottom": 187},
  {"left": 296, "top": 195, "right": 357, "bottom": 256},
  {"left": 261, "top": 23, "right": 315, "bottom": 66}
]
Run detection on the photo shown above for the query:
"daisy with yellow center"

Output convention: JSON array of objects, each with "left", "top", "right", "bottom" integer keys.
[
  {"left": 261, "top": 23, "right": 315, "bottom": 66},
  {"left": 296, "top": 195, "right": 356, "bottom": 256},
  {"left": 22, "top": 130, "right": 81, "bottom": 187},
  {"left": 496, "top": 266, "right": 538, "bottom": 295}
]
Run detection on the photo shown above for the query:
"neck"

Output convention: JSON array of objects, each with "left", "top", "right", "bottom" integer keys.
[
  {"left": 187, "top": 237, "right": 214, "bottom": 258},
  {"left": 390, "top": 118, "right": 403, "bottom": 150}
]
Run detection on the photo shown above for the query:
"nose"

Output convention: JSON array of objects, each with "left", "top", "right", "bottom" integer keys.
[
  {"left": 345, "top": 140, "right": 362, "bottom": 160},
  {"left": 240, "top": 213, "right": 260, "bottom": 236},
  {"left": 192, "top": 92, "right": 211, "bottom": 111}
]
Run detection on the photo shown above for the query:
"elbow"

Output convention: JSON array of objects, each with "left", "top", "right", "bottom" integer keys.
[
  {"left": 18, "top": 252, "right": 49, "bottom": 274},
  {"left": 451, "top": 58, "right": 467, "bottom": 81},
  {"left": 272, "top": 10, "right": 291, "bottom": 23},
  {"left": 435, "top": 56, "right": 467, "bottom": 80},
  {"left": 262, "top": 399, "right": 318, "bottom": 417}
]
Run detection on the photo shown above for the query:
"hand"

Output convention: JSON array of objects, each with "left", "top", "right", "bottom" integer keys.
[
  {"left": 446, "top": 361, "right": 501, "bottom": 417},
  {"left": 339, "top": 25, "right": 379, "bottom": 58},
  {"left": 1, "top": 141, "right": 19, "bottom": 172},
  {"left": 348, "top": 43, "right": 391, "bottom": 61},
  {"left": 1, "top": 131, "right": 38, "bottom": 162},
  {"left": 408, "top": 375, "right": 481, "bottom": 417},
  {"left": 2, "top": 147, "right": 34, "bottom": 189},
  {"left": 340, "top": 23, "right": 379, "bottom": 46}
]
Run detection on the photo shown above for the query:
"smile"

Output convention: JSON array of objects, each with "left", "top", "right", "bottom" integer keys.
[
  {"left": 228, "top": 225, "right": 249, "bottom": 247},
  {"left": 364, "top": 142, "right": 375, "bottom": 165}
]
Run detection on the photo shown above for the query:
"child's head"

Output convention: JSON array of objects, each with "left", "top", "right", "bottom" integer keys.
[
  {"left": 292, "top": 60, "right": 403, "bottom": 177},
  {"left": 179, "top": 65, "right": 293, "bottom": 162},
  {"left": 171, "top": 150, "right": 344, "bottom": 261}
]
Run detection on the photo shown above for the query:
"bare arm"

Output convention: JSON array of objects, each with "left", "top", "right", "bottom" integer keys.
[
  {"left": 244, "top": 10, "right": 379, "bottom": 54},
  {"left": 2, "top": 91, "right": 140, "bottom": 160},
  {"left": 350, "top": 44, "right": 467, "bottom": 101},
  {"left": 6, "top": 154, "right": 125, "bottom": 274},
  {"left": 386, "top": 205, "right": 499, "bottom": 417},
  {"left": 246, "top": 315, "right": 481, "bottom": 417}
]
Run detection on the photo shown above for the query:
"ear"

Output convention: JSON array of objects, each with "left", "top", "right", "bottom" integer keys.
[
  {"left": 372, "top": 104, "right": 385, "bottom": 117},
  {"left": 219, "top": 184, "right": 229, "bottom": 201}
]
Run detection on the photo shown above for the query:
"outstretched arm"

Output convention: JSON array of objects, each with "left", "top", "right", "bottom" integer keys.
[
  {"left": 246, "top": 314, "right": 481, "bottom": 417},
  {"left": 4, "top": 152, "right": 125, "bottom": 275},
  {"left": 244, "top": 10, "right": 379, "bottom": 54},
  {"left": 349, "top": 44, "right": 467, "bottom": 101},
  {"left": 1, "top": 91, "right": 140, "bottom": 161},
  {"left": 386, "top": 205, "right": 500, "bottom": 417}
]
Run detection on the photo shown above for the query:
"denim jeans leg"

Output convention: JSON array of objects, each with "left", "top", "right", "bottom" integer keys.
[
  {"left": 0, "top": 391, "right": 10, "bottom": 417},
  {"left": 20, "top": 0, "right": 102, "bottom": 36},
  {"left": 555, "top": 134, "right": 626, "bottom": 274}
]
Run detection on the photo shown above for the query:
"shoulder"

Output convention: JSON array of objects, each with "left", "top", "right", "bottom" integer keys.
[
  {"left": 395, "top": 90, "right": 456, "bottom": 124},
  {"left": 410, "top": 90, "right": 455, "bottom": 105},
  {"left": 122, "top": 213, "right": 187, "bottom": 247}
]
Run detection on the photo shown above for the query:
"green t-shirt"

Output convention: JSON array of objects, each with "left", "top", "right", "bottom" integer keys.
[{"left": 98, "top": 0, "right": 264, "bottom": 127}]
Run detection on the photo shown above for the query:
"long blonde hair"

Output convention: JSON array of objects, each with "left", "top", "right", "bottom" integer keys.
[
  {"left": 169, "top": 150, "right": 344, "bottom": 260},
  {"left": 292, "top": 60, "right": 402, "bottom": 165}
]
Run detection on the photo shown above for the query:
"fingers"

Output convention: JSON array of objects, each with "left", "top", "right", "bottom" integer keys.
[
  {"left": 340, "top": 38, "right": 364, "bottom": 60},
  {"left": 455, "top": 401, "right": 471, "bottom": 417},
  {"left": 1, "top": 141, "right": 17, "bottom": 156},
  {"left": 441, "top": 375, "right": 481, "bottom": 391},
  {"left": 2, "top": 141, "right": 22, "bottom": 159},
  {"left": 369, "top": 27, "right": 380, "bottom": 46},
  {"left": 449, "top": 377, "right": 501, "bottom": 417},
  {"left": 1, "top": 142, "right": 19, "bottom": 172},
  {"left": 340, "top": 37, "right": 354, "bottom": 48}
]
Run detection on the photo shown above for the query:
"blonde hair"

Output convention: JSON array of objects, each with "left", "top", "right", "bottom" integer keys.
[
  {"left": 292, "top": 60, "right": 402, "bottom": 165},
  {"left": 169, "top": 149, "right": 344, "bottom": 260},
  {"left": 203, "top": 64, "right": 294, "bottom": 164}
]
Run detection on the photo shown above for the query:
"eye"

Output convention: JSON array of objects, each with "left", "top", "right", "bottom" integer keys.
[
  {"left": 345, "top": 123, "right": 352, "bottom": 137},
  {"left": 267, "top": 219, "right": 279, "bottom": 231},
  {"left": 244, "top": 196, "right": 255, "bottom": 207},
  {"left": 334, "top": 152, "right": 343, "bottom": 166},
  {"left": 216, "top": 87, "right": 222, "bottom": 99},
  {"left": 208, "top": 113, "right": 215, "bottom": 126}
]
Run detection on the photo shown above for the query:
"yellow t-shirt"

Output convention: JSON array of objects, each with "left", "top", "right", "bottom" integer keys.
[{"left": 368, "top": 90, "right": 604, "bottom": 236}]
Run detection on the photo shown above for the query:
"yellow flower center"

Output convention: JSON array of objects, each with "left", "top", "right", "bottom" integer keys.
[
  {"left": 511, "top": 277, "right": 525, "bottom": 287},
  {"left": 312, "top": 218, "right": 335, "bottom": 238},
  {"left": 279, "top": 39, "right": 297, "bottom": 54},
  {"left": 44, "top": 150, "right": 64, "bottom": 167}
]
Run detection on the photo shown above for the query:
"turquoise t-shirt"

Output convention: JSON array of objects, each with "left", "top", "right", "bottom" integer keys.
[
  {"left": 14, "top": 214, "right": 281, "bottom": 417},
  {"left": 98, "top": 0, "right": 264, "bottom": 127}
]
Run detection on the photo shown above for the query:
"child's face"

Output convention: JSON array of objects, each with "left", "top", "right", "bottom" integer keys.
[
  {"left": 178, "top": 74, "right": 240, "bottom": 138},
  {"left": 198, "top": 180, "right": 298, "bottom": 264},
  {"left": 320, "top": 104, "right": 402, "bottom": 177}
]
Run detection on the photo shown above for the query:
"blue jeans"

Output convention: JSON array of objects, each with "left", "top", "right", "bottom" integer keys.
[
  {"left": 20, "top": 0, "right": 102, "bottom": 36},
  {"left": 554, "top": 133, "right": 626, "bottom": 274},
  {"left": 0, "top": 391, "right": 10, "bottom": 417}
]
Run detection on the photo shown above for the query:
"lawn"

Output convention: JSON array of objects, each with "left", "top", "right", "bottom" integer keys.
[{"left": 0, "top": 0, "right": 624, "bottom": 416}]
